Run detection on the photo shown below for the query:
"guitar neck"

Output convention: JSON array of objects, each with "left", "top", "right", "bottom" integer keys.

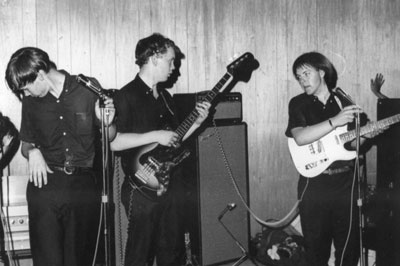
[
  {"left": 340, "top": 113, "right": 400, "bottom": 143},
  {"left": 175, "top": 72, "right": 233, "bottom": 140}
]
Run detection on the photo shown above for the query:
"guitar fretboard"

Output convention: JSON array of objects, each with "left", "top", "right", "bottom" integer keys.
[
  {"left": 175, "top": 73, "right": 233, "bottom": 139},
  {"left": 340, "top": 113, "right": 400, "bottom": 143}
]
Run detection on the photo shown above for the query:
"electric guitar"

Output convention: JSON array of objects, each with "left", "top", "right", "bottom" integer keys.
[
  {"left": 122, "top": 52, "right": 258, "bottom": 200},
  {"left": 288, "top": 113, "right": 400, "bottom": 178}
]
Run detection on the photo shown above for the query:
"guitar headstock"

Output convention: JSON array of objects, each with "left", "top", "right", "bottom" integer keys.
[{"left": 226, "top": 52, "right": 259, "bottom": 82}]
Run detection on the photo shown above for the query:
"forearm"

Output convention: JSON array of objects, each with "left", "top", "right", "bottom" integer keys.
[
  {"left": 106, "top": 124, "right": 117, "bottom": 142},
  {"left": 110, "top": 131, "right": 159, "bottom": 151},
  {"left": 291, "top": 119, "right": 335, "bottom": 145}
]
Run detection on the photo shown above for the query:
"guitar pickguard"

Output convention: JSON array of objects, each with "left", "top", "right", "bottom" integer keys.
[{"left": 123, "top": 144, "right": 191, "bottom": 199}]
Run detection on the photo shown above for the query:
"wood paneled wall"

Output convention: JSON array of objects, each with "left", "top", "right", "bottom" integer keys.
[{"left": 1, "top": 0, "right": 400, "bottom": 238}]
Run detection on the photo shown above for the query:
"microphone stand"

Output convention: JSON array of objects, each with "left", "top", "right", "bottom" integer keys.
[
  {"left": 76, "top": 74, "right": 114, "bottom": 266},
  {"left": 218, "top": 204, "right": 258, "bottom": 266},
  {"left": 354, "top": 111, "right": 366, "bottom": 266},
  {"left": 99, "top": 100, "right": 113, "bottom": 266},
  {"left": 334, "top": 88, "right": 365, "bottom": 266}
]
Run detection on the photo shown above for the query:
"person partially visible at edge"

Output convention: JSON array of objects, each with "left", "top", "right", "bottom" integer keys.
[
  {"left": 5, "top": 46, "right": 116, "bottom": 266},
  {"left": 110, "top": 33, "right": 210, "bottom": 266},
  {"left": 285, "top": 51, "right": 381, "bottom": 266},
  {"left": 0, "top": 112, "right": 19, "bottom": 171}
]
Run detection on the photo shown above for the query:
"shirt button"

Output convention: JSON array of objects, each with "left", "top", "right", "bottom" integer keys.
[
  {"left": 56, "top": 99, "right": 60, "bottom": 103},
  {"left": 160, "top": 115, "right": 163, "bottom": 118},
  {"left": 65, "top": 148, "right": 69, "bottom": 152},
  {"left": 60, "top": 116, "right": 63, "bottom": 120},
  {"left": 63, "top": 132, "right": 66, "bottom": 136}
]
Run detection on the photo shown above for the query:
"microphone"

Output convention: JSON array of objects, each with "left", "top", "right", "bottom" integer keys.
[
  {"left": 76, "top": 74, "right": 115, "bottom": 100},
  {"left": 332, "top": 87, "right": 356, "bottom": 105},
  {"left": 218, "top": 203, "right": 236, "bottom": 220}
]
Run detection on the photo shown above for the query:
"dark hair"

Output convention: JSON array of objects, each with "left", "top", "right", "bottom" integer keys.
[
  {"left": 292, "top": 52, "right": 338, "bottom": 91},
  {"left": 0, "top": 112, "right": 19, "bottom": 170},
  {"left": 0, "top": 112, "right": 18, "bottom": 142},
  {"left": 5, "top": 47, "right": 57, "bottom": 100},
  {"left": 135, "top": 33, "right": 177, "bottom": 67}
]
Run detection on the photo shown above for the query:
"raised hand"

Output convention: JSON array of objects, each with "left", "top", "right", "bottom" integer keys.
[{"left": 370, "top": 73, "right": 388, "bottom": 99}]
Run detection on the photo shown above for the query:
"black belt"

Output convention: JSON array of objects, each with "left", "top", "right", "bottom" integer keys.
[
  {"left": 322, "top": 166, "right": 351, "bottom": 175},
  {"left": 50, "top": 165, "right": 93, "bottom": 175}
]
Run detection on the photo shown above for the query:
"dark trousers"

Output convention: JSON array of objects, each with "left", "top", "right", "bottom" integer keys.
[
  {"left": 27, "top": 170, "right": 101, "bottom": 266},
  {"left": 299, "top": 174, "right": 360, "bottom": 266},
  {"left": 121, "top": 176, "right": 184, "bottom": 266}
]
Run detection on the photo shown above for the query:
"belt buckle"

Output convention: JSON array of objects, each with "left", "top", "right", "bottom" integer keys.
[{"left": 63, "top": 166, "right": 75, "bottom": 175}]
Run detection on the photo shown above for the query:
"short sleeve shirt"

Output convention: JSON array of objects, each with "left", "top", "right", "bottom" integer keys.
[
  {"left": 20, "top": 71, "right": 98, "bottom": 167},
  {"left": 285, "top": 93, "right": 341, "bottom": 137}
]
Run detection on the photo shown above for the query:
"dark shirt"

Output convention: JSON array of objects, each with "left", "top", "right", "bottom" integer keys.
[
  {"left": 20, "top": 71, "right": 98, "bottom": 168},
  {"left": 114, "top": 74, "right": 178, "bottom": 135},
  {"left": 285, "top": 93, "right": 341, "bottom": 137}
]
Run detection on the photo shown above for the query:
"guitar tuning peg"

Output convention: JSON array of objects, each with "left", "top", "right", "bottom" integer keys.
[{"left": 227, "top": 53, "right": 240, "bottom": 64}]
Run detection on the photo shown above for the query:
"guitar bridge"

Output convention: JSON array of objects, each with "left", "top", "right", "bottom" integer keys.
[{"left": 135, "top": 158, "right": 160, "bottom": 185}]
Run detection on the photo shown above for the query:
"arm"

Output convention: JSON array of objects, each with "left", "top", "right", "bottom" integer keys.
[
  {"left": 21, "top": 141, "right": 53, "bottom": 188},
  {"left": 110, "top": 130, "right": 179, "bottom": 151},
  {"left": 291, "top": 105, "right": 362, "bottom": 146}
]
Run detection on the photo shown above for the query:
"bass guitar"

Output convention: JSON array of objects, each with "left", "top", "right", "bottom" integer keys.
[
  {"left": 122, "top": 52, "right": 258, "bottom": 199},
  {"left": 288, "top": 113, "right": 400, "bottom": 178}
]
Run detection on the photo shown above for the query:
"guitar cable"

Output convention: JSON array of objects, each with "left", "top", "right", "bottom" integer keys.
[{"left": 211, "top": 119, "right": 300, "bottom": 229}]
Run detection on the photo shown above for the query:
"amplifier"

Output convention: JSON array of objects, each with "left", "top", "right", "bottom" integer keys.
[
  {"left": 1, "top": 175, "right": 30, "bottom": 251},
  {"left": 173, "top": 92, "right": 242, "bottom": 124}
]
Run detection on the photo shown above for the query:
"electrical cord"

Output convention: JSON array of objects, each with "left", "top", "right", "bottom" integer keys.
[{"left": 211, "top": 119, "right": 299, "bottom": 229}]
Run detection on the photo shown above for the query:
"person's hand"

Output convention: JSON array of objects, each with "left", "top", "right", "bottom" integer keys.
[
  {"left": 330, "top": 105, "right": 362, "bottom": 128},
  {"left": 194, "top": 101, "right": 211, "bottom": 125},
  {"left": 95, "top": 97, "right": 116, "bottom": 125},
  {"left": 156, "top": 130, "right": 180, "bottom": 147},
  {"left": 2, "top": 134, "right": 13, "bottom": 148},
  {"left": 28, "top": 148, "right": 53, "bottom": 188},
  {"left": 370, "top": 73, "right": 388, "bottom": 99}
]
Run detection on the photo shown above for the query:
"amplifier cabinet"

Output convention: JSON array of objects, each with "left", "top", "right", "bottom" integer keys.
[
  {"left": 173, "top": 92, "right": 242, "bottom": 124},
  {"left": 375, "top": 99, "right": 400, "bottom": 266},
  {"left": 180, "top": 123, "right": 249, "bottom": 265}
]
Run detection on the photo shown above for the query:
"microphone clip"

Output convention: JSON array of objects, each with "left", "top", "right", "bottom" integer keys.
[
  {"left": 333, "top": 87, "right": 356, "bottom": 105},
  {"left": 76, "top": 74, "right": 115, "bottom": 104}
]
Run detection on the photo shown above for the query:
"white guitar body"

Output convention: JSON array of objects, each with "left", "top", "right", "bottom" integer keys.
[
  {"left": 287, "top": 125, "right": 356, "bottom": 178},
  {"left": 288, "top": 113, "right": 400, "bottom": 178}
]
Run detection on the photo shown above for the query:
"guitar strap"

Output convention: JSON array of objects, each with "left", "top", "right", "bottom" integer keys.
[
  {"left": 159, "top": 89, "right": 175, "bottom": 116},
  {"left": 333, "top": 94, "right": 344, "bottom": 110}
]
